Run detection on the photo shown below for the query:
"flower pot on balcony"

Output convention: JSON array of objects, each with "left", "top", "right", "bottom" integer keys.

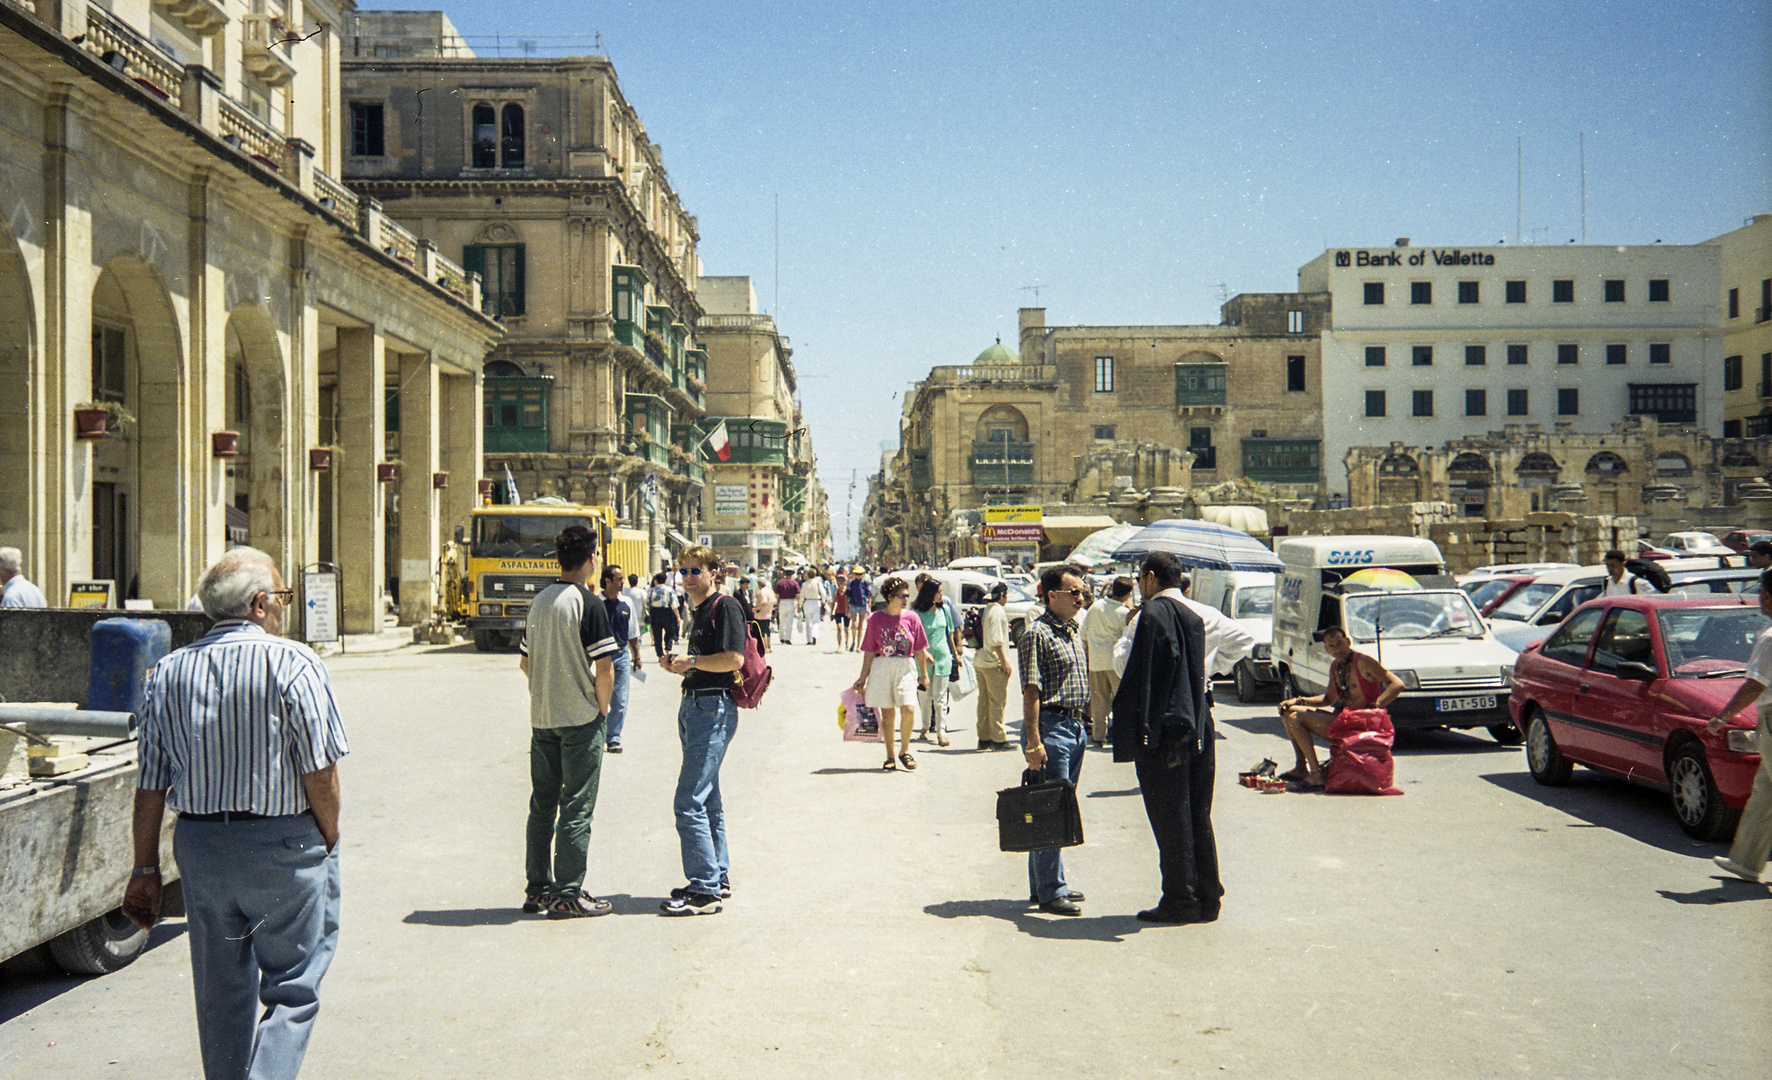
[
  {"left": 309, "top": 447, "right": 332, "bottom": 471},
  {"left": 377, "top": 462, "right": 400, "bottom": 483},
  {"left": 477, "top": 478, "right": 494, "bottom": 499},
  {"left": 432, "top": 471, "right": 449, "bottom": 489},
  {"left": 211, "top": 430, "right": 241, "bottom": 458},
  {"left": 74, "top": 407, "right": 110, "bottom": 440}
]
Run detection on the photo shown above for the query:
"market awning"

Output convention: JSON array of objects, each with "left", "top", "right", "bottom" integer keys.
[
  {"left": 1041, "top": 514, "right": 1120, "bottom": 546},
  {"left": 666, "top": 530, "right": 693, "bottom": 549}
]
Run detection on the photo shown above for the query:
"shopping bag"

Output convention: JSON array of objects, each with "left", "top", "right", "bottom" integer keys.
[
  {"left": 951, "top": 654, "right": 977, "bottom": 699},
  {"left": 996, "top": 769, "right": 1085, "bottom": 852},
  {"left": 1324, "top": 707, "right": 1403, "bottom": 795},
  {"left": 839, "top": 687, "right": 881, "bottom": 742}
]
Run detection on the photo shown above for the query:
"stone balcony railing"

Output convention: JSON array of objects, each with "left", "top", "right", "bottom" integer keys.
[
  {"left": 699, "top": 313, "right": 778, "bottom": 332},
  {"left": 929, "top": 364, "right": 1058, "bottom": 384},
  {"left": 38, "top": 1, "right": 485, "bottom": 319}
]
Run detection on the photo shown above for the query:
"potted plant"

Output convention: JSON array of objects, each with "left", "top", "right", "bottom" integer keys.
[
  {"left": 74, "top": 400, "right": 136, "bottom": 440},
  {"left": 377, "top": 460, "right": 401, "bottom": 483}
]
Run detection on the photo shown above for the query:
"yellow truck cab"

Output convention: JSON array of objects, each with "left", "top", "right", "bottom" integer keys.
[{"left": 449, "top": 502, "right": 648, "bottom": 651}]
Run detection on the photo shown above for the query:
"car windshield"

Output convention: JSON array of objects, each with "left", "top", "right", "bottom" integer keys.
[
  {"left": 1233, "top": 586, "right": 1273, "bottom": 619},
  {"left": 1464, "top": 579, "right": 1515, "bottom": 609},
  {"left": 1344, "top": 591, "right": 1485, "bottom": 641},
  {"left": 1489, "top": 581, "right": 1561, "bottom": 621},
  {"left": 1678, "top": 535, "right": 1729, "bottom": 551},
  {"left": 1657, "top": 607, "right": 1763, "bottom": 676},
  {"left": 472, "top": 515, "right": 593, "bottom": 558}
]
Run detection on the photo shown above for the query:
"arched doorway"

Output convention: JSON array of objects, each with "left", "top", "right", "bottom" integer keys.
[
  {"left": 1377, "top": 452, "right": 1420, "bottom": 504},
  {"left": 0, "top": 216, "right": 34, "bottom": 559},
  {"left": 1447, "top": 452, "right": 1492, "bottom": 517},
  {"left": 91, "top": 256, "right": 184, "bottom": 606},
  {"left": 224, "top": 304, "right": 288, "bottom": 565}
]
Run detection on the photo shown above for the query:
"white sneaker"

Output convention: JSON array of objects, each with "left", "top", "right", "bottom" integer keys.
[{"left": 1712, "top": 855, "right": 1762, "bottom": 882}]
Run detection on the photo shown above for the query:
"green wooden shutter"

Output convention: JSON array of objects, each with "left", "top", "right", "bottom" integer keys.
[
  {"left": 461, "top": 244, "right": 482, "bottom": 275},
  {"left": 512, "top": 245, "right": 526, "bottom": 316}
]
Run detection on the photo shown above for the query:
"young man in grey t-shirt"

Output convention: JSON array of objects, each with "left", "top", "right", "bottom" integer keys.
[{"left": 519, "top": 524, "right": 619, "bottom": 918}]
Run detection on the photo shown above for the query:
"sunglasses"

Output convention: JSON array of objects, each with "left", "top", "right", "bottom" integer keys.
[
  {"left": 680, "top": 567, "right": 707, "bottom": 576},
  {"left": 1056, "top": 587, "right": 1088, "bottom": 599}
]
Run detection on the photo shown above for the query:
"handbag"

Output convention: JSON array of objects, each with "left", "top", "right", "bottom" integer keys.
[
  {"left": 951, "top": 654, "right": 977, "bottom": 698},
  {"left": 996, "top": 768, "right": 1085, "bottom": 852}
]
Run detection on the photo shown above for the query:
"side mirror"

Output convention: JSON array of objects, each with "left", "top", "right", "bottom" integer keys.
[{"left": 1614, "top": 660, "right": 1658, "bottom": 680}]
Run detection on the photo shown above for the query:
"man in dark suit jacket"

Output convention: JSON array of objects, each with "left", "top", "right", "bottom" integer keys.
[{"left": 1112, "top": 550, "right": 1219, "bottom": 923}]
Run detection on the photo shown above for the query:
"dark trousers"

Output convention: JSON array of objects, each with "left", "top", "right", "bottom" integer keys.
[
  {"left": 650, "top": 607, "right": 679, "bottom": 657},
  {"left": 1133, "top": 730, "right": 1221, "bottom": 910}
]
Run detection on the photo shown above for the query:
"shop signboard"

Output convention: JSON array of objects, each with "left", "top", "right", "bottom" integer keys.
[{"left": 983, "top": 504, "right": 1043, "bottom": 542}]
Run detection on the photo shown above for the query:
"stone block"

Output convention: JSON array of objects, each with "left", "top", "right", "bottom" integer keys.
[{"left": 1525, "top": 512, "right": 1576, "bottom": 527}]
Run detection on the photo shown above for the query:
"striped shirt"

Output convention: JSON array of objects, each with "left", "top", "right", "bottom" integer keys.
[
  {"left": 137, "top": 619, "right": 349, "bottom": 815},
  {"left": 1018, "top": 609, "right": 1090, "bottom": 710}
]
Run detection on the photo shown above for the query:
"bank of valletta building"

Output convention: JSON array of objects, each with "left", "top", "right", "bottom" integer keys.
[{"left": 1301, "top": 240, "right": 1722, "bottom": 505}]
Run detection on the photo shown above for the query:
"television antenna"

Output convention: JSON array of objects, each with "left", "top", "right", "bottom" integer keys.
[{"left": 1019, "top": 284, "right": 1048, "bottom": 300}]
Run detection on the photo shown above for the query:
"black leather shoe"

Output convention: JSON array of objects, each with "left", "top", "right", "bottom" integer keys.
[
  {"left": 1136, "top": 901, "right": 1220, "bottom": 924},
  {"left": 1039, "top": 898, "right": 1082, "bottom": 916},
  {"left": 1030, "top": 890, "right": 1084, "bottom": 903}
]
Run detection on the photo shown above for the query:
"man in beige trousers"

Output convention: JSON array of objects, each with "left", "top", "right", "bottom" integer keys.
[
  {"left": 975, "top": 583, "right": 1015, "bottom": 750},
  {"left": 1083, "top": 577, "right": 1133, "bottom": 746}
]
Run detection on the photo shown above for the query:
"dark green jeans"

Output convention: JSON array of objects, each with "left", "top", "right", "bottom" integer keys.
[{"left": 527, "top": 718, "right": 606, "bottom": 899}]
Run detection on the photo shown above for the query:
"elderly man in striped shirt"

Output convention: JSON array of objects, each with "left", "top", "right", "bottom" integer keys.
[{"left": 124, "top": 547, "right": 349, "bottom": 1080}]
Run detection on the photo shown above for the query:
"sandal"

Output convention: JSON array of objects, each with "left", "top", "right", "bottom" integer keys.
[
  {"left": 882, "top": 757, "right": 897, "bottom": 771},
  {"left": 1277, "top": 766, "right": 1310, "bottom": 782},
  {"left": 899, "top": 752, "right": 918, "bottom": 771},
  {"left": 936, "top": 734, "right": 951, "bottom": 747}
]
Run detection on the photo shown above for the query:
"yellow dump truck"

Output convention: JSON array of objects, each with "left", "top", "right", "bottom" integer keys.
[{"left": 441, "top": 501, "right": 650, "bottom": 651}]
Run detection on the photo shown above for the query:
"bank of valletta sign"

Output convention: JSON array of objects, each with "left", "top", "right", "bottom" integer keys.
[{"left": 1335, "top": 249, "right": 1496, "bottom": 268}]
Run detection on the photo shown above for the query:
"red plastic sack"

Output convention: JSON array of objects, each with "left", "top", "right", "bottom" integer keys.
[
  {"left": 1323, "top": 707, "right": 1403, "bottom": 795},
  {"left": 839, "top": 687, "right": 881, "bottom": 742}
]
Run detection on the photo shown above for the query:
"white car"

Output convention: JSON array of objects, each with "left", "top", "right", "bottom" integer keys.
[
  {"left": 1661, "top": 531, "right": 1732, "bottom": 556},
  {"left": 1467, "top": 562, "right": 1579, "bottom": 576}
]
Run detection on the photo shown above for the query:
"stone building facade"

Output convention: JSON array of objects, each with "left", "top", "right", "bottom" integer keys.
[
  {"left": 342, "top": 14, "right": 705, "bottom": 571},
  {"left": 1715, "top": 215, "right": 1772, "bottom": 437},
  {"left": 0, "top": 0, "right": 500, "bottom": 631},
  {"left": 695, "top": 276, "right": 829, "bottom": 568}
]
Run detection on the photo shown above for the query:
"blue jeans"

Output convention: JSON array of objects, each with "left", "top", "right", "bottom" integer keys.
[
  {"left": 1028, "top": 709, "right": 1085, "bottom": 904},
  {"left": 674, "top": 692, "right": 738, "bottom": 895},
  {"left": 607, "top": 651, "right": 632, "bottom": 744},
  {"left": 174, "top": 812, "right": 341, "bottom": 1080}
]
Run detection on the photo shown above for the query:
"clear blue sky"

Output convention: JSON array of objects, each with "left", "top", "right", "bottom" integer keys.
[{"left": 364, "top": 0, "right": 1771, "bottom": 556}]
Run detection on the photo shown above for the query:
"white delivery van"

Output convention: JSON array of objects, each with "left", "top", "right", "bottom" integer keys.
[
  {"left": 1272, "top": 535, "right": 1522, "bottom": 743},
  {"left": 1191, "top": 568, "right": 1279, "bottom": 701}
]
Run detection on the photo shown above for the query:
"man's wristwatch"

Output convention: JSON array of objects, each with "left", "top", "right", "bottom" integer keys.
[{"left": 132, "top": 865, "right": 160, "bottom": 877}]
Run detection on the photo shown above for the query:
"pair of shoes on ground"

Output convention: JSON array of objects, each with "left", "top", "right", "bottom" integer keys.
[
  {"left": 546, "top": 891, "right": 614, "bottom": 919},
  {"left": 1135, "top": 899, "right": 1220, "bottom": 924},
  {"left": 1713, "top": 855, "right": 1762, "bottom": 882},
  {"left": 977, "top": 740, "right": 1015, "bottom": 751},
  {"left": 884, "top": 752, "right": 917, "bottom": 771},
  {"left": 1033, "top": 891, "right": 1085, "bottom": 916}
]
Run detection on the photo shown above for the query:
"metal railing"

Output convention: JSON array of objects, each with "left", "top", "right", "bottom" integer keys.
[
  {"left": 218, "top": 95, "right": 283, "bottom": 166},
  {"left": 83, "top": 5, "right": 183, "bottom": 101},
  {"left": 929, "top": 365, "right": 1057, "bottom": 384},
  {"left": 312, "top": 168, "right": 360, "bottom": 220}
]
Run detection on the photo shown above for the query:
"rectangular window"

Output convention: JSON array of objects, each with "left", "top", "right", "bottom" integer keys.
[
  {"left": 1558, "top": 388, "right": 1580, "bottom": 415},
  {"left": 1507, "top": 388, "right": 1529, "bottom": 416},
  {"left": 1763, "top": 353, "right": 1772, "bottom": 396},
  {"left": 91, "top": 324, "right": 126, "bottom": 403},
  {"left": 1286, "top": 355, "right": 1306, "bottom": 392},
  {"left": 1606, "top": 343, "right": 1627, "bottom": 365},
  {"left": 1558, "top": 343, "right": 1579, "bottom": 365},
  {"left": 1465, "top": 388, "right": 1486, "bottom": 416},
  {"left": 1365, "top": 390, "right": 1386, "bottom": 418},
  {"left": 1553, "top": 279, "right": 1574, "bottom": 303},
  {"left": 1465, "top": 345, "right": 1486, "bottom": 366},
  {"left": 1364, "top": 282, "right": 1385, "bottom": 305},
  {"left": 1242, "top": 438, "right": 1321, "bottom": 482},
  {"left": 1189, "top": 426, "right": 1216, "bottom": 469},
  {"left": 1412, "top": 345, "right": 1433, "bottom": 367},
  {"left": 1650, "top": 342, "right": 1671, "bottom": 365},
  {"left": 1093, "top": 425, "right": 1115, "bottom": 440},
  {"left": 1729, "top": 288, "right": 1740, "bottom": 318},
  {"left": 462, "top": 244, "right": 525, "bottom": 317},
  {"left": 1458, "top": 280, "right": 1479, "bottom": 304},
  {"left": 1507, "top": 343, "right": 1528, "bottom": 366},
  {"left": 1752, "top": 415, "right": 1772, "bottom": 438},
  {"left": 1604, "top": 279, "right": 1626, "bottom": 302},
  {"left": 1724, "top": 419, "right": 1743, "bottom": 438},
  {"left": 1365, "top": 346, "right": 1386, "bottom": 367},
  {"left": 1763, "top": 279, "right": 1771, "bottom": 322},
  {"left": 1648, "top": 279, "right": 1669, "bottom": 302},
  {"left": 1173, "top": 364, "right": 1226, "bottom": 406},
  {"left": 1094, "top": 356, "right": 1114, "bottom": 393},
  {"left": 1505, "top": 280, "right": 1527, "bottom": 304},
  {"left": 1725, "top": 355, "right": 1744, "bottom": 391},
  {"left": 350, "top": 102, "right": 385, "bottom": 157},
  {"left": 1412, "top": 389, "right": 1434, "bottom": 417},
  {"left": 1629, "top": 382, "right": 1696, "bottom": 423},
  {"left": 1287, "top": 310, "right": 1304, "bottom": 333},
  {"left": 1411, "top": 281, "right": 1432, "bottom": 305}
]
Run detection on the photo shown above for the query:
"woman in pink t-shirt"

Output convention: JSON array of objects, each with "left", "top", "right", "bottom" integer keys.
[{"left": 852, "top": 577, "right": 933, "bottom": 771}]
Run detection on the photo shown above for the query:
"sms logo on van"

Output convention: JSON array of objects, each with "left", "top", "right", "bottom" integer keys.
[{"left": 1326, "top": 550, "right": 1376, "bottom": 566}]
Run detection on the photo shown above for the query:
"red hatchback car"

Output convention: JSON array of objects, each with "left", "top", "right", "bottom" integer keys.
[{"left": 1508, "top": 595, "right": 1764, "bottom": 840}]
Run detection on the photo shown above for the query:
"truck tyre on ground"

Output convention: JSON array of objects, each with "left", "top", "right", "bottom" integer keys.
[
  {"left": 1279, "top": 666, "right": 1299, "bottom": 701},
  {"left": 473, "top": 630, "right": 495, "bottom": 652},
  {"left": 47, "top": 908, "right": 149, "bottom": 975}
]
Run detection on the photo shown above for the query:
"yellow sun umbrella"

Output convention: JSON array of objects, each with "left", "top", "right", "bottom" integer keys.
[{"left": 1342, "top": 568, "right": 1422, "bottom": 591}]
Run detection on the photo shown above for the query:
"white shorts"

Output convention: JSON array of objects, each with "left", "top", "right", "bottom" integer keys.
[{"left": 865, "top": 656, "right": 919, "bottom": 708}]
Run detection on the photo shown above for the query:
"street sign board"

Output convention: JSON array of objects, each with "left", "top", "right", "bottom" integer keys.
[
  {"left": 983, "top": 505, "right": 1043, "bottom": 542},
  {"left": 67, "top": 581, "right": 114, "bottom": 608},
  {"left": 303, "top": 569, "right": 339, "bottom": 644}
]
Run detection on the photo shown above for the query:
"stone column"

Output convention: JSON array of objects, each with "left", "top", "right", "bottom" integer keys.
[
  {"left": 396, "top": 351, "right": 438, "bottom": 625},
  {"left": 335, "top": 326, "right": 385, "bottom": 633},
  {"left": 439, "top": 370, "right": 483, "bottom": 545}
]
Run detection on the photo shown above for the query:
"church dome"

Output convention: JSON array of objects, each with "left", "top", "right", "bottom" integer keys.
[{"left": 974, "top": 339, "right": 1019, "bottom": 365}]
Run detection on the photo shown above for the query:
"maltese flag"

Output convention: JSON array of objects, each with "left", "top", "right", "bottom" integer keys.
[{"left": 706, "top": 420, "right": 732, "bottom": 462}]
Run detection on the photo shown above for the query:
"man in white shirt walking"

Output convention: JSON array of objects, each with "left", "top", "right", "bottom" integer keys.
[{"left": 1082, "top": 577, "right": 1134, "bottom": 747}]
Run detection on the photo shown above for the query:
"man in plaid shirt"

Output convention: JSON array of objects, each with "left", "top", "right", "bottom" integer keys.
[{"left": 1018, "top": 563, "right": 1092, "bottom": 916}]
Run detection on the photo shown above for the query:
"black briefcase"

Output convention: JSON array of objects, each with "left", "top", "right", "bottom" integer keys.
[{"left": 996, "top": 769, "right": 1085, "bottom": 852}]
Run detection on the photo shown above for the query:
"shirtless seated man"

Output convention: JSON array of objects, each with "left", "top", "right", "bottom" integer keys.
[{"left": 1277, "top": 625, "right": 1404, "bottom": 788}]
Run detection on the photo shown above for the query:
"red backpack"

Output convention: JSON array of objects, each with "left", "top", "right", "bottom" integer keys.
[{"left": 727, "top": 597, "right": 773, "bottom": 708}]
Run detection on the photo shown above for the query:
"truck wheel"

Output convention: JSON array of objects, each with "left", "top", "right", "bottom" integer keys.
[
  {"left": 1234, "top": 662, "right": 1259, "bottom": 703},
  {"left": 1279, "top": 667, "right": 1299, "bottom": 701},
  {"left": 499, "top": 631, "right": 525, "bottom": 651},
  {"left": 48, "top": 908, "right": 149, "bottom": 975},
  {"left": 1488, "top": 721, "right": 1525, "bottom": 745},
  {"left": 473, "top": 631, "right": 494, "bottom": 652}
]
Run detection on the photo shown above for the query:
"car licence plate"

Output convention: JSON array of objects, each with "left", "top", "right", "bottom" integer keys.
[{"left": 1435, "top": 695, "right": 1496, "bottom": 713}]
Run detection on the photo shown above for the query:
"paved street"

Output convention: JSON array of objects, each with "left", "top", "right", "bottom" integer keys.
[{"left": 3, "top": 637, "right": 1768, "bottom": 1079}]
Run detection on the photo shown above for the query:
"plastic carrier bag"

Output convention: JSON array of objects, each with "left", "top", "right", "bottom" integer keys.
[
  {"left": 1324, "top": 707, "right": 1403, "bottom": 796},
  {"left": 839, "top": 686, "right": 882, "bottom": 742}
]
